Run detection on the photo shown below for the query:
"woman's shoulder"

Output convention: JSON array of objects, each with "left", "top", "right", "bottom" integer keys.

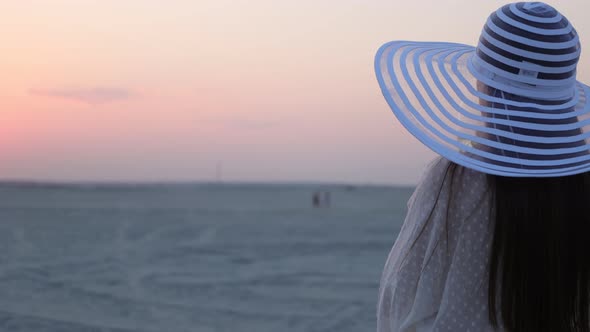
[
  {"left": 422, "top": 156, "right": 488, "bottom": 188},
  {"left": 410, "top": 157, "right": 489, "bottom": 209}
]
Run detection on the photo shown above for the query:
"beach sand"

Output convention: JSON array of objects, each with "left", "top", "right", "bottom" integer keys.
[{"left": 0, "top": 183, "right": 411, "bottom": 332}]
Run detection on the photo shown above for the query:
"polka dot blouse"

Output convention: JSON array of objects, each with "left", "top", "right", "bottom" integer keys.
[{"left": 377, "top": 157, "right": 499, "bottom": 332}]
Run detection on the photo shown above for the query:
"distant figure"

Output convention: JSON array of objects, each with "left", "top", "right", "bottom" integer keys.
[
  {"left": 312, "top": 192, "right": 321, "bottom": 208},
  {"left": 312, "top": 191, "right": 331, "bottom": 208}
]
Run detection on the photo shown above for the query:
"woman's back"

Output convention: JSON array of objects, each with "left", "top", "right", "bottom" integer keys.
[
  {"left": 378, "top": 158, "right": 494, "bottom": 331},
  {"left": 377, "top": 157, "right": 590, "bottom": 331}
]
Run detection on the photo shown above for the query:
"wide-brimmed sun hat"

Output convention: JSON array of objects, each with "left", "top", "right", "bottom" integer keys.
[{"left": 375, "top": 1, "right": 590, "bottom": 177}]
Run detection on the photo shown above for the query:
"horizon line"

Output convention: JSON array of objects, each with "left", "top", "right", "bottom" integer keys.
[{"left": 0, "top": 178, "right": 416, "bottom": 189}]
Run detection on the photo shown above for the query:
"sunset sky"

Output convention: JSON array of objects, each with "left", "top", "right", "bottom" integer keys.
[{"left": 1, "top": 0, "right": 589, "bottom": 185}]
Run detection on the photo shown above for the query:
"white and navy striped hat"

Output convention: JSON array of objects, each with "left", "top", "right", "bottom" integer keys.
[{"left": 375, "top": 2, "right": 590, "bottom": 177}]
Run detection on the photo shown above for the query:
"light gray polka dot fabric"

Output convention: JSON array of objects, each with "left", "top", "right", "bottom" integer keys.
[{"left": 377, "top": 157, "right": 499, "bottom": 332}]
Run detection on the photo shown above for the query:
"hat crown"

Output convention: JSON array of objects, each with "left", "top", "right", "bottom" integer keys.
[
  {"left": 521, "top": 2, "right": 556, "bottom": 17},
  {"left": 473, "top": 2, "right": 580, "bottom": 100}
]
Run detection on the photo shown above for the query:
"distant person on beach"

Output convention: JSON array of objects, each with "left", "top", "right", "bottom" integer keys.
[
  {"left": 312, "top": 192, "right": 321, "bottom": 208},
  {"left": 375, "top": 2, "right": 590, "bottom": 332},
  {"left": 312, "top": 191, "right": 331, "bottom": 208}
]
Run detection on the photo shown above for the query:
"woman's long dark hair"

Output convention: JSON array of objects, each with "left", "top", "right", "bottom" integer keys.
[
  {"left": 471, "top": 84, "right": 590, "bottom": 331},
  {"left": 487, "top": 173, "right": 590, "bottom": 332}
]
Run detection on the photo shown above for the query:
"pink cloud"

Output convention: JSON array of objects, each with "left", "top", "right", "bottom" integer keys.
[{"left": 28, "top": 87, "right": 134, "bottom": 105}]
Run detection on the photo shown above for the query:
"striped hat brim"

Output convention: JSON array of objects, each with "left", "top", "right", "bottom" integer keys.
[{"left": 375, "top": 40, "right": 590, "bottom": 177}]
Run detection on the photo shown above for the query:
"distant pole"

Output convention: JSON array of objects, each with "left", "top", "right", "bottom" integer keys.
[{"left": 216, "top": 161, "right": 223, "bottom": 183}]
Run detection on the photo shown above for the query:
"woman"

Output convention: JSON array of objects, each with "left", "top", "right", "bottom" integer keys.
[{"left": 375, "top": 2, "right": 590, "bottom": 331}]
